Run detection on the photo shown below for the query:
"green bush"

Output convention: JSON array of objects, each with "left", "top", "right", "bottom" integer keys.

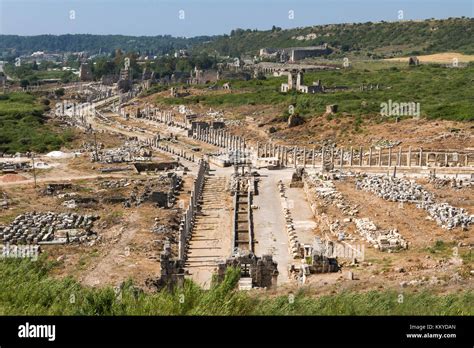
[
  {"left": 0, "top": 92, "right": 73, "bottom": 154},
  {"left": 0, "top": 257, "right": 471, "bottom": 316}
]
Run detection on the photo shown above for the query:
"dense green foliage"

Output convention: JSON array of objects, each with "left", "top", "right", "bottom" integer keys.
[
  {"left": 159, "top": 62, "right": 474, "bottom": 121},
  {"left": 0, "top": 34, "right": 212, "bottom": 56},
  {"left": 197, "top": 18, "right": 474, "bottom": 57},
  {"left": 4, "top": 63, "right": 77, "bottom": 84},
  {"left": 0, "top": 257, "right": 471, "bottom": 315},
  {"left": 90, "top": 50, "right": 219, "bottom": 80},
  {"left": 0, "top": 93, "right": 73, "bottom": 154}
]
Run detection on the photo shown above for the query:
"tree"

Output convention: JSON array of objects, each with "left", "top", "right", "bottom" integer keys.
[
  {"left": 54, "top": 88, "right": 65, "bottom": 97},
  {"left": 20, "top": 79, "right": 29, "bottom": 88}
]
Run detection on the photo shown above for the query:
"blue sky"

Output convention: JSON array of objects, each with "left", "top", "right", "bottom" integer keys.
[{"left": 0, "top": 0, "right": 472, "bottom": 36}]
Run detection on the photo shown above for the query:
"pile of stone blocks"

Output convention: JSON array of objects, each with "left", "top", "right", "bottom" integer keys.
[
  {"left": 0, "top": 212, "right": 99, "bottom": 245},
  {"left": 356, "top": 175, "right": 432, "bottom": 203},
  {"left": 356, "top": 175, "right": 473, "bottom": 230},
  {"left": 424, "top": 203, "right": 473, "bottom": 230},
  {"left": 354, "top": 218, "right": 408, "bottom": 251}
]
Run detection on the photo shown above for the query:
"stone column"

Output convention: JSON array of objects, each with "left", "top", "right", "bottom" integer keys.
[
  {"left": 321, "top": 146, "right": 325, "bottom": 168},
  {"left": 378, "top": 148, "right": 382, "bottom": 167},
  {"left": 293, "top": 147, "right": 297, "bottom": 168},
  {"left": 256, "top": 141, "right": 260, "bottom": 157},
  {"left": 349, "top": 147, "right": 353, "bottom": 166},
  {"left": 359, "top": 146, "right": 363, "bottom": 166},
  {"left": 303, "top": 147, "right": 306, "bottom": 168},
  {"left": 408, "top": 147, "right": 412, "bottom": 167},
  {"left": 368, "top": 148, "right": 372, "bottom": 167},
  {"left": 388, "top": 148, "right": 392, "bottom": 167},
  {"left": 419, "top": 148, "right": 423, "bottom": 167},
  {"left": 398, "top": 147, "right": 402, "bottom": 166},
  {"left": 340, "top": 148, "right": 344, "bottom": 168},
  {"left": 312, "top": 147, "right": 316, "bottom": 167}
]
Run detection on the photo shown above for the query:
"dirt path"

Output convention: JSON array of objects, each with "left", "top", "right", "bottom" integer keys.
[{"left": 80, "top": 211, "right": 144, "bottom": 287}]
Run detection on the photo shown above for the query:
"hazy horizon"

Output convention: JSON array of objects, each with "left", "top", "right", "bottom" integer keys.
[{"left": 0, "top": 0, "right": 473, "bottom": 37}]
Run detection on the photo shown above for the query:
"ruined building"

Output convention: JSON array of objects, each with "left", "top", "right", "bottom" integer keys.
[
  {"left": 281, "top": 70, "right": 324, "bottom": 94},
  {"left": 79, "top": 63, "right": 93, "bottom": 81},
  {"left": 260, "top": 44, "right": 331, "bottom": 63},
  {"left": 117, "top": 67, "right": 132, "bottom": 92}
]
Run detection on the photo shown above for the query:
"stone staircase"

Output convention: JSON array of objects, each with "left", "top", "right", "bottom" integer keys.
[{"left": 185, "top": 176, "right": 230, "bottom": 288}]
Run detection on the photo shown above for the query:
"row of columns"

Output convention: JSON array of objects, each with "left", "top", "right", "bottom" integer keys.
[
  {"left": 178, "top": 160, "right": 209, "bottom": 260},
  {"left": 194, "top": 125, "right": 247, "bottom": 152},
  {"left": 255, "top": 143, "right": 473, "bottom": 169},
  {"left": 145, "top": 136, "right": 196, "bottom": 163},
  {"left": 127, "top": 105, "right": 188, "bottom": 129}
]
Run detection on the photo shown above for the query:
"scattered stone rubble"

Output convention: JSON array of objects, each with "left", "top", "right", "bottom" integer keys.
[
  {"left": 0, "top": 212, "right": 99, "bottom": 245},
  {"left": 97, "top": 175, "right": 182, "bottom": 208},
  {"left": 304, "top": 172, "right": 408, "bottom": 252},
  {"left": 93, "top": 140, "right": 152, "bottom": 163},
  {"left": 429, "top": 176, "right": 470, "bottom": 189},
  {"left": 43, "top": 183, "right": 73, "bottom": 196},
  {"left": 423, "top": 203, "right": 473, "bottom": 230},
  {"left": 354, "top": 218, "right": 408, "bottom": 251},
  {"left": 100, "top": 179, "right": 132, "bottom": 189},
  {"left": 278, "top": 180, "right": 301, "bottom": 259},
  {"left": 372, "top": 139, "right": 401, "bottom": 149},
  {"left": 308, "top": 175, "right": 359, "bottom": 216},
  {"left": 356, "top": 175, "right": 474, "bottom": 230}
]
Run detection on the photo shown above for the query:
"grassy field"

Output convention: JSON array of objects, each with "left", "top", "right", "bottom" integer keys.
[
  {"left": 0, "top": 92, "right": 74, "bottom": 154},
  {"left": 0, "top": 257, "right": 471, "bottom": 315},
  {"left": 157, "top": 62, "right": 474, "bottom": 121}
]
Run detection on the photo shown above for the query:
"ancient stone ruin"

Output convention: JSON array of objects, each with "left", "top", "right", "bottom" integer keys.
[
  {"left": 356, "top": 175, "right": 473, "bottom": 230},
  {"left": 0, "top": 212, "right": 99, "bottom": 245},
  {"left": 217, "top": 252, "right": 279, "bottom": 289}
]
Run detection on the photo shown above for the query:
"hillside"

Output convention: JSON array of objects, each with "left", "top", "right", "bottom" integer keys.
[
  {"left": 1, "top": 18, "right": 473, "bottom": 58},
  {"left": 0, "top": 34, "right": 212, "bottom": 56},
  {"left": 196, "top": 18, "right": 474, "bottom": 58}
]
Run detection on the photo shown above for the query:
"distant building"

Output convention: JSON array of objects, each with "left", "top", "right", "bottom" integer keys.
[
  {"left": 187, "top": 66, "right": 219, "bottom": 84},
  {"left": 260, "top": 44, "right": 331, "bottom": 63},
  {"left": 280, "top": 70, "right": 324, "bottom": 94},
  {"left": 117, "top": 67, "right": 132, "bottom": 92},
  {"left": 174, "top": 49, "right": 189, "bottom": 58}
]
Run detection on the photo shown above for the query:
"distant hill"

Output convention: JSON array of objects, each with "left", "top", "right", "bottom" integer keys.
[
  {"left": 195, "top": 18, "right": 474, "bottom": 58},
  {"left": 0, "top": 18, "right": 472, "bottom": 58},
  {"left": 0, "top": 34, "right": 213, "bottom": 56}
]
